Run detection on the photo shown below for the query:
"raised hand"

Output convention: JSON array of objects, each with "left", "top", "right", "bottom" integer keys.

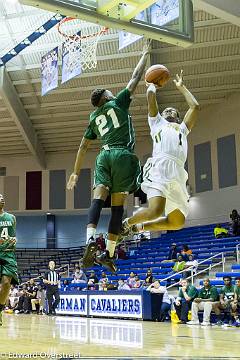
[
  {"left": 173, "top": 69, "right": 184, "bottom": 88},
  {"left": 67, "top": 173, "right": 78, "bottom": 190}
]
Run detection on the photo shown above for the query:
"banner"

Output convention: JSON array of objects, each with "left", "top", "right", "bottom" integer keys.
[
  {"left": 118, "top": 11, "right": 145, "bottom": 51},
  {"left": 89, "top": 294, "right": 143, "bottom": 318},
  {"left": 56, "top": 294, "right": 88, "bottom": 315},
  {"left": 41, "top": 47, "right": 58, "bottom": 96},
  {"left": 150, "top": 0, "right": 179, "bottom": 26},
  {"left": 62, "top": 39, "right": 82, "bottom": 84}
]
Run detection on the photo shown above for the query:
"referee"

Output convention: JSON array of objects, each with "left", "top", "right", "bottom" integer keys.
[{"left": 43, "top": 260, "right": 60, "bottom": 316}]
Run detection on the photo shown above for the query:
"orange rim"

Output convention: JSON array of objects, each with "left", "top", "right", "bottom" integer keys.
[{"left": 57, "top": 17, "right": 109, "bottom": 40}]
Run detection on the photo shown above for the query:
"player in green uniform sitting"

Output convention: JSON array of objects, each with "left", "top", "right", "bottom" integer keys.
[
  {"left": 67, "top": 42, "right": 151, "bottom": 272},
  {"left": 0, "top": 194, "right": 19, "bottom": 326},
  {"left": 231, "top": 277, "right": 240, "bottom": 326}
]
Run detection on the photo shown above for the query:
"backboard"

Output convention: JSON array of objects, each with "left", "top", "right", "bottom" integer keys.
[{"left": 19, "top": 0, "right": 194, "bottom": 47}]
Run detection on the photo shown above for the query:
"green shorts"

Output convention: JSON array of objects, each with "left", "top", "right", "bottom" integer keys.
[
  {"left": 94, "top": 148, "right": 141, "bottom": 194},
  {"left": 0, "top": 251, "right": 19, "bottom": 285}
]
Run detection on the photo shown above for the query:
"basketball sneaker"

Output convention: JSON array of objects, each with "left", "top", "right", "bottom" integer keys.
[
  {"left": 120, "top": 218, "right": 139, "bottom": 238},
  {"left": 187, "top": 320, "right": 199, "bottom": 325},
  {"left": 96, "top": 250, "right": 117, "bottom": 273},
  {"left": 0, "top": 311, "right": 2, "bottom": 326},
  {"left": 82, "top": 238, "right": 98, "bottom": 269}
]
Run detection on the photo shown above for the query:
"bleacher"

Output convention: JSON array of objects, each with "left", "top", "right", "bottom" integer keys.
[{"left": 16, "top": 222, "right": 240, "bottom": 286}]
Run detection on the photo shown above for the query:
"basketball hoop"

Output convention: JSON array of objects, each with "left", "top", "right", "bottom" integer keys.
[{"left": 57, "top": 17, "right": 108, "bottom": 70}]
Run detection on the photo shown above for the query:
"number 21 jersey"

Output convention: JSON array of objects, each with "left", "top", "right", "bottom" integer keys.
[{"left": 84, "top": 88, "right": 135, "bottom": 151}]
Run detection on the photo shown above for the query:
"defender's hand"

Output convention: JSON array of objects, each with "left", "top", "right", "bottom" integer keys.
[
  {"left": 173, "top": 69, "right": 184, "bottom": 89},
  {"left": 67, "top": 173, "right": 78, "bottom": 190}
]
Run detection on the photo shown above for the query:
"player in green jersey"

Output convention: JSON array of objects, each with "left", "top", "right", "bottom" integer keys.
[
  {"left": 231, "top": 277, "right": 240, "bottom": 326},
  {"left": 0, "top": 194, "right": 18, "bottom": 326},
  {"left": 67, "top": 42, "right": 151, "bottom": 272}
]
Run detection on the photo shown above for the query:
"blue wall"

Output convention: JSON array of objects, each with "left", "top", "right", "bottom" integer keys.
[
  {"left": 56, "top": 214, "right": 110, "bottom": 247},
  {"left": 16, "top": 216, "right": 47, "bottom": 248},
  {"left": 15, "top": 214, "right": 110, "bottom": 248}
]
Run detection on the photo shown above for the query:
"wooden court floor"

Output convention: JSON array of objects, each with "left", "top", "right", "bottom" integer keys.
[{"left": 0, "top": 313, "right": 239, "bottom": 359}]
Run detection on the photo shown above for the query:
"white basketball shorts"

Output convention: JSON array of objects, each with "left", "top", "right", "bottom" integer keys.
[{"left": 141, "top": 156, "right": 189, "bottom": 218}]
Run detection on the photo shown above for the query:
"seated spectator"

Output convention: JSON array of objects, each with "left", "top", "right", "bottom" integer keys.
[
  {"left": 15, "top": 279, "right": 38, "bottom": 314},
  {"left": 88, "top": 270, "right": 98, "bottom": 284},
  {"left": 163, "top": 243, "right": 178, "bottom": 263},
  {"left": 147, "top": 281, "right": 171, "bottom": 321},
  {"left": 181, "top": 245, "right": 192, "bottom": 261},
  {"left": 174, "top": 279, "right": 198, "bottom": 323},
  {"left": 187, "top": 277, "right": 219, "bottom": 326},
  {"left": 232, "top": 277, "right": 240, "bottom": 326},
  {"left": 173, "top": 255, "right": 186, "bottom": 273},
  {"left": 116, "top": 245, "right": 126, "bottom": 260},
  {"left": 61, "top": 280, "right": 69, "bottom": 291},
  {"left": 99, "top": 271, "right": 108, "bottom": 284},
  {"left": 133, "top": 276, "right": 142, "bottom": 289},
  {"left": 214, "top": 276, "right": 235, "bottom": 325},
  {"left": 143, "top": 269, "right": 154, "bottom": 286},
  {"left": 214, "top": 224, "right": 228, "bottom": 238},
  {"left": 183, "top": 255, "right": 198, "bottom": 279},
  {"left": 230, "top": 210, "right": 240, "bottom": 236},
  {"left": 87, "top": 271, "right": 98, "bottom": 290},
  {"left": 127, "top": 271, "right": 136, "bottom": 288},
  {"left": 72, "top": 266, "right": 87, "bottom": 283},
  {"left": 6, "top": 285, "right": 19, "bottom": 310},
  {"left": 31, "top": 284, "right": 46, "bottom": 315},
  {"left": 118, "top": 278, "right": 131, "bottom": 291},
  {"left": 14, "top": 285, "right": 27, "bottom": 314},
  {"left": 96, "top": 233, "right": 106, "bottom": 251}
]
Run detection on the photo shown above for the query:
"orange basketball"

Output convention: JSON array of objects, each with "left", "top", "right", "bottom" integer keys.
[{"left": 145, "top": 64, "right": 170, "bottom": 87}]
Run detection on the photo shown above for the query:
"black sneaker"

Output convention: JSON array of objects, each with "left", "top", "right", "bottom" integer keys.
[
  {"left": 96, "top": 250, "right": 117, "bottom": 274},
  {"left": 82, "top": 238, "right": 98, "bottom": 269}
]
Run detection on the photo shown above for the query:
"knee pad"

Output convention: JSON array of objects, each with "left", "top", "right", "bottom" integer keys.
[
  {"left": 87, "top": 199, "right": 105, "bottom": 226},
  {"left": 108, "top": 206, "right": 124, "bottom": 235}
]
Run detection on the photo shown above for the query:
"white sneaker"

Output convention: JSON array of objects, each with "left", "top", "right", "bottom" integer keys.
[
  {"left": 201, "top": 321, "right": 211, "bottom": 326},
  {"left": 187, "top": 320, "right": 200, "bottom": 325},
  {"left": 14, "top": 310, "right": 19, "bottom": 314}
]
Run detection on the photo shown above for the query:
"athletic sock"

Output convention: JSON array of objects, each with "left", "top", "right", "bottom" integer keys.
[
  {"left": 86, "top": 227, "right": 96, "bottom": 244},
  {"left": 107, "top": 240, "right": 116, "bottom": 258}
]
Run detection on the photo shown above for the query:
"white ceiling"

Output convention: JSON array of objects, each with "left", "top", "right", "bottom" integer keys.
[{"left": 0, "top": 0, "right": 240, "bottom": 166}]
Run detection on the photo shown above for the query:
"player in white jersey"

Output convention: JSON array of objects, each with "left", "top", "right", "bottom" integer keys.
[{"left": 122, "top": 70, "right": 199, "bottom": 235}]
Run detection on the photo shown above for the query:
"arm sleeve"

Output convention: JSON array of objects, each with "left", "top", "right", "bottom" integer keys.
[
  {"left": 43, "top": 272, "right": 48, "bottom": 280},
  {"left": 115, "top": 88, "right": 132, "bottom": 109},
  {"left": 84, "top": 122, "right": 97, "bottom": 140},
  {"left": 211, "top": 287, "right": 220, "bottom": 301},
  {"left": 188, "top": 286, "right": 198, "bottom": 299}
]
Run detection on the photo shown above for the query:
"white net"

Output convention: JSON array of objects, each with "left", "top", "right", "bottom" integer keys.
[{"left": 58, "top": 18, "right": 107, "bottom": 71}]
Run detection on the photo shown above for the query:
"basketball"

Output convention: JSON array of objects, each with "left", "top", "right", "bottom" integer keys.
[{"left": 145, "top": 64, "right": 170, "bottom": 87}]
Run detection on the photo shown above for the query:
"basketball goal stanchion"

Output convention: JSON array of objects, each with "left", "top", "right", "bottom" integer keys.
[{"left": 57, "top": 17, "right": 108, "bottom": 71}]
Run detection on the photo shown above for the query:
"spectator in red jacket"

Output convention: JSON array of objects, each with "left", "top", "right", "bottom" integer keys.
[{"left": 96, "top": 233, "right": 106, "bottom": 251}]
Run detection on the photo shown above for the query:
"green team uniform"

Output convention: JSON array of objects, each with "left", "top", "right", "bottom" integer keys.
[
  {"left": 0, "top": 212, "right": 19, "bottom": 284},
  {"left": 198, "top": 286, "right": 219, "bottom": 301},
  {"left": 220, "top": 285, "right": 235, "bottom": 302},
  {"left": 178, "top": 285, "right": 198, "bottom": 300},
  {"left": 234, "top": 286, "right": 240, "bottom": 304},
  {"left": 84, "top": 88, "right": 141, "bottom": 193}
]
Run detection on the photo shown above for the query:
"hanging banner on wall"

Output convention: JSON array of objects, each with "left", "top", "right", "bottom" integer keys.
[
  {"left": 61, "top": 38, "right": 82, "bottom": 84},
  {"left": 119, "top": 11, "right": 145, "bottom": 51},
  {"left": 41, "top": 47, "right": 58, "bottom": 96}
]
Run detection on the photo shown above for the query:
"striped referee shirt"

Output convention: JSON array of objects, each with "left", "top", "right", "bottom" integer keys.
[{"left": 44, "top": 270, "right": 60, "bottom": 286}]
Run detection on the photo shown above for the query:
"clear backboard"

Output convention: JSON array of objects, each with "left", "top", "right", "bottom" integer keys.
[{"left": 19, "top": 0, "right": 194, "bottom": 47}]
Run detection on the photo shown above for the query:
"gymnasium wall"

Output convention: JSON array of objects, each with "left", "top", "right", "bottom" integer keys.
[{"left": 0, "top": 92, "right": 240, "bottom": 235}]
